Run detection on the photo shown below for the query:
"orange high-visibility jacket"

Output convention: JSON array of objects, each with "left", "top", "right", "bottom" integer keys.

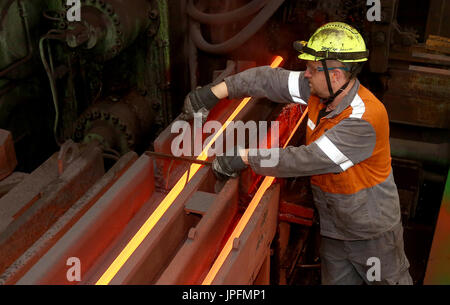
[{"left": 225, "top": 66, "right": 401, "bottom": 240}]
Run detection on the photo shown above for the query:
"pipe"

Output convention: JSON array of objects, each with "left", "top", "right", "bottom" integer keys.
[
  {"left": 190, "top": 0, "right": 285, "bottom": 54},
  {"left": 390, "top": 138, "right": 450, "bottom": 166},
  {"left": 187, "top": 0, "right": 268, "bottom": 25}
]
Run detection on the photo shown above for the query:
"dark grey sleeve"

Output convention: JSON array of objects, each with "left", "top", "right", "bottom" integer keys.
[
  {"left": 224, "top": 66, "right": 310, "bottom": 104},
  {"left": 247, "top": 118, "right": 376, "bottom": 177}
]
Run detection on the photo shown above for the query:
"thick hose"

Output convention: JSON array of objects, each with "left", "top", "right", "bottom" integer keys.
[
  {"left": 190, "top": 0, "right": 285, "bottom": 54},
  {"left": 186, "top": 0, "right": 268, "bottom": 25}
]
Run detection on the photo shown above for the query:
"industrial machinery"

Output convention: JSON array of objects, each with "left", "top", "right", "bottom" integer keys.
[{"left": 0, "top": 0, "right": 448, "bottom": 285}]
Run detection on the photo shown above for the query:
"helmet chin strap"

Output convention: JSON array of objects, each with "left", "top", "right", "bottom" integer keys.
[{"left": 321, "top": 59, "right": 350, "bottom": 106}]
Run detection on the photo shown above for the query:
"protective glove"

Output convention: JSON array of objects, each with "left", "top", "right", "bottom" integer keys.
[
  {"left": 180, "top": 85, "right": 220, "bottom": 122},
  {"left": 212, "top": 146, "right": 248, "bottom": 179}
]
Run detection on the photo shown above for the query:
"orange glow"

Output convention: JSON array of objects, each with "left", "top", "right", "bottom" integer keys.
[
  {"left": 96, "top": 56, "right": 284, "bottom": 285},
  {"left": 202, "top": 107, "right": 309, "bottom": 285},
  {"left": 270, "top": 56, "right": 284, "bottom": 68}
]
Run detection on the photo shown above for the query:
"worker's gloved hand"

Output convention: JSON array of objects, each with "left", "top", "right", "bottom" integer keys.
[
  {"left": 212, "top": 146, "right": 248, "bottom": 179},
  {"left": 180, "top": 85, "right": 220, "bottom": 122}
]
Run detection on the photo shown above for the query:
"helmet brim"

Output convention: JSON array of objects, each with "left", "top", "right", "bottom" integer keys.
[{"left": 297, "top": 53, "right": 368, "bottom": 63}]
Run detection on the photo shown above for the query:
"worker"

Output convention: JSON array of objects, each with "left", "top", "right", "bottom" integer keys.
[{"left": 182, "top": 22, "right": 412, "bottom": 285}]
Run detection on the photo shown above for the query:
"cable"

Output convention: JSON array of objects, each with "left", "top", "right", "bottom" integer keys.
[
  {"left": 189, "top": 0, "right": 285, "bottom": 54},
  {"left": 39, "top": 30, "right": 66, "bottom": 146}
]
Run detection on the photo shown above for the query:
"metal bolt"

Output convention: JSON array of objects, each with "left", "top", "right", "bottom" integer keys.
[
  {"left": 105, "top": 4, "right": 114, "bottom": 15},
  {"left": 58, "top": 21, "right": 67, "bottom": 29}
]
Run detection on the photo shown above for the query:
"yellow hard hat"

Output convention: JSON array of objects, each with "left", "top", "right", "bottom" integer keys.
[{"left": 294, "top": 22, "right": 369, "bottom": 63}]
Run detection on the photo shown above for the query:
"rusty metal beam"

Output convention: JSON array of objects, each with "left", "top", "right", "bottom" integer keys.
[
  {"left": 0, "top": 142, "right": 104, "bottom": 276},
  {"left": 0, "top": 154, "right": 59, "bottom": 235},
  {"left": 210, "top": 184, "right": 280, "bottom": 284},
  {"left": 15, "top": 153, "right": 154, "bottom": 284},
  {"left": 0, "top": 152, "right": 138, "bottom": 284}
]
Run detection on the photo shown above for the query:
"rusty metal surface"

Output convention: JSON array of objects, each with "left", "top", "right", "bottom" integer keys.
[
  {"left": 0, "top": 129, "right": 17, "bottom": 181},
  {"left": 426, "top": 35, "right": 450, "bottom": 54},
  {"left": 368, "top": 0, "right": 397, "bottom": 73},
  {"left": 211, "top": 183, "right": 280, "bottom": 285},
  {"left": 0, "top": 172, "right": 28, "bottom": 199},
  {"left": 0, "top": 151, "right": 138, "bottom": 285},
  {"left": 0, "top": 142, "right": 104, "bottom": 276},
  {"left": 253, "top": 249, "right": 271, "bottom": 285},
  {"left": 15, "top": 153, "right": 154, "bottom": 284},
  {"left": 279, "top": 201, "right": 314, "bottom": 227},
  {"left": 0, "top": 154, "right": 59, "bottom": 234},
  {"left": 383, "top": 68, "right": 450, "bottom": 128},
  {"left": 157, "top": 178, "right": 239, "bottom": 284}
]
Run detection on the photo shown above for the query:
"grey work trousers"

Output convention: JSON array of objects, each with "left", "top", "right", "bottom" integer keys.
[{"left": 320, "top": 223, "right": 413, "bottom": 285}]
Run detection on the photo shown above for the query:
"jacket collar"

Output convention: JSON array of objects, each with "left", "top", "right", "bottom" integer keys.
[{"left": 321, "top": 79, "right": 360, "bottom": 119}]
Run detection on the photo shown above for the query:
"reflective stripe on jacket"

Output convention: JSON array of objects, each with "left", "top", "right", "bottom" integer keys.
[{"left": 224, "top": 66, "right": 402, "bottom": 240}]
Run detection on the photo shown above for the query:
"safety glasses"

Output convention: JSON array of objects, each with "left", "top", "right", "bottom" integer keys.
[
  {"left": 316, "top": 66, "right": 349, "bottom": 72},
  {"left": 306, "top": 63, "right": 349, "bottom": 74}
]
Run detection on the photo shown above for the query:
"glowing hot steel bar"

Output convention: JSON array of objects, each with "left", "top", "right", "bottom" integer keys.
[
  {"left": 202, "top": 107, "right": 309, "bottom": 285},
  {"left": 96, "top": 56, "right": 284, "bottom": 285}
]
